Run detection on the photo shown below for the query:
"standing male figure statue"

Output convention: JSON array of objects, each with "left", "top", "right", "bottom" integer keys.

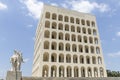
[{"left": 10, "top": 50, "right": 24, "bottom": 71}]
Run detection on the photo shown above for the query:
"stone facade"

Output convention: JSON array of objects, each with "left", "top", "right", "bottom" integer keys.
[
  {"left": 22, "top": 77, "right": 120, "bottom": 80},
  {"left": 32, "top": 4, "right": 107, "bottom": 77}
]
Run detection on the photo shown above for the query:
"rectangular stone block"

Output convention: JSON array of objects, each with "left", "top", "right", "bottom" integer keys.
[{"left": 6, "top": 71, "right": 22, "bottom": 80}]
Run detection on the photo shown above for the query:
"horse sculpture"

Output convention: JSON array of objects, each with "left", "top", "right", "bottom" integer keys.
[{"left": 10, "top": 50, "right": 24, "bottom": 71}]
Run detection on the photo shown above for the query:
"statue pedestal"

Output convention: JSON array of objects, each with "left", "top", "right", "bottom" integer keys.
[{"left": 6, "top": 71, "right": 22, "bottom": 80}]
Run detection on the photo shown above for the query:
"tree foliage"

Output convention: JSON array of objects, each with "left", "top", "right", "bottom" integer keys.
[{"left": 107, "top": 70, "right": 120, "bottom": 77}]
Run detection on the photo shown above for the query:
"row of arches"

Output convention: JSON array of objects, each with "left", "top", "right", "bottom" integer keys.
[
  {"left": 45, "top": 12, "right": 96, "bottom": 27},
  {"left": 44, "top": 41, "right": 100, "bottom": 54},
  {"left": 42, "top": 65, "right": 104, "bottom": 77},
  {"left": 44, "top": 30, "right": 98, "bottom": 44},
  {"left": 45, "top": 21, "right": 97, "bottom": 35},
  {"left": 43, "top": 52, "right": 102, "bottom": 64}
]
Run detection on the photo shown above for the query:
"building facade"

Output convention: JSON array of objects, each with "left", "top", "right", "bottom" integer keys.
[{"left": 32, "top": 4, "right": 107, "bottom": 77}]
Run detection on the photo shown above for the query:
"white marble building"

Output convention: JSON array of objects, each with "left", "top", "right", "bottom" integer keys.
[{"left": 32, "top": 4, "right": 107, "bottom": 77}]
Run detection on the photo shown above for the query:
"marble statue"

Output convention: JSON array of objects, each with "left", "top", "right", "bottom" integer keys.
[
  {"left": 44, "top": 70, "right": 47, "bottom": 77},
  {"left": 95, "top": 71, "right": 98, "bottom": 77},
  {"left": 60, "top": 70, "right": 63, "bottom": 77},
  {"left": 10, "top": 50, "right": 24, "bottom": 71},
  {"left": 88, "top": 71, "right": 91, "bottom": 77},
  {"left": 53, "top": 70, "right": 55, "bottom": 77}
]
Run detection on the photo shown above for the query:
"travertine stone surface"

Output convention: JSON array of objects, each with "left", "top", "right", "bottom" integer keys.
[
  {"left": 22, "top": 77, "right": 120, "bottom": 80},
  {"left": 6, "top": 71, "right": 22, "bottom": 80}
]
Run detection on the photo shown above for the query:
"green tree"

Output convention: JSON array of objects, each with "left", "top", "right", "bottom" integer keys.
[{"left": 107, "top": 70, "right": 120, "bottom": 77}]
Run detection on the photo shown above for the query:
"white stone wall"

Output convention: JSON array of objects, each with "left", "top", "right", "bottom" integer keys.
[{"left": 32, "top": 4, "right": 107, "bottom": 77}]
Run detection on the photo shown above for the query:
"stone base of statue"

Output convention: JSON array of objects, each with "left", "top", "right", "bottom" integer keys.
[{"left": 6, "top": 71, "right": 22, "bottom": 80}]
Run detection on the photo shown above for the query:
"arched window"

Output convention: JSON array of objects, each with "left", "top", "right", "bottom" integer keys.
[
  {"left": 98, "top": 57, "right": 102, "bottom": 64},
  {"left": 58, "top": 23, "right": 63, "bottom": 30},
  {"left": 51, "top": 66, "right": 57, "bottom": 77},
  {"left": 58, "top": 15, "right": 63, "bottom": 21},
  {"left": 92, "top": 56, "right": 96, "bottom": 64},
  {"left": 70, "top": 17, "right": 74, "bottom": 23},
  {"left": 45, "top": 21, "right": 50, "bottom": 28},
  {"left": 45, "top": 12, "right": 50, "bottom": 19},
  {"left": 88, "top": 67, "right": 92, "bottom": 77},
  {"left": 52, "top": 13, "right": 57, "bottom": 20},
  {"left": 65, "top": 33, "right": 70, "bottom": 41},
  {"left": 94, "top": 38, "right": 98, "bottom": 44},
  {"left": 76, "top": 18, "right": 80, "bottom": 24},
  {"left": 92, "top": 21, "right": 95, "bottom": 27},
  {"left": 88, "top": 28, "right": 91, "bottom": 34},
  {"left": 59, "top": 54, "right": 64, "bottom": 62},
  {"left": 86, "top": 20, "right": 90, "bottom": 26},
  {"left": 51, "top": 53, "right": 57, "bottom": 62},
  {"left": 85, "top": 46, "right": 89, "bottom": 53},
  {"left": 52, "top": 22, "right": 57, "bottom": 29},
  {"left": 89, "top": 37, "right": 93, "bottom": 44},
  {"left": 90, "top": 46, "right": 94, "bottom": 53},
  {"left": 42, "top": 65, "right": 49, "bottom": 77},
  {"left": 72, "top": 34, "right": 76, "bottom": 41},
  {"left": 80, "top": 56, "right": 84, "bottom": 64},
  {"left": 84, "top": 36, "right": 87, "bottom": 43},
  {"left": 51, "top": 42, "right": 57, "bottom": 50},
  {"left": 43, "top": 52, "right": 49, "bottom": 62},
  {"left": 71, "top": 25, "right": 75, "bottom": 32},
  {"left": 66, "top": 43, "right": 70, "bottom": 51},
  {"left": 81, "top": 67, "right": 85, "bottom": 77},
  {"left": 67, "top": 66, "right": 72, "bottom": 77},
  {"left": 100, "top": 67, "right": 104, "bottom": 77},
  {"left": 73, "top": 55, "right": 78, "bottom": 63},
  {"left": 44, "top": 41, "right": 49, "bottom": 49},
  {"left": 44, "top": 30, "right": 50, "bottom": 38},
  {"left": 65, "top": 24, "right": 69, "bottom": 31},
  {"left": 94, "top": 67, "right": 98, "bottom": 77},
  {"left": 86, "top": 56, "right": 90, "bottom": 64},
  {"left": 81, "top": 19, "right": 85, "bottom": 25},
  {"left": 59, "top": 32, "right": 63, "bottom": 40},
  {"left": 74, "top": 67, "right": 79, "bottom": 77},
  {"left": 93, "top": 29, "right": 97, "bottom": 35},
  {"left": 66, "top": 54, "right": 71, "bottom": 63},
  {"left": 96, "top": 47, "right": 100, "bottom": 54},
  {"left": 59, "top": 66, "right": 64, "bottom": 77},
  {"left": 51, "top": 31, "right": 57, "bottom": 39},
  {"left": 82, "top": 28, "right": 86, "bottom": 34},
  {"left": 59, "top": 42, "right": 64, "bottom": 50},
  {"left": 77, "top": 26, "right": 81, "bottom": 33},
  {"left": 79, "top": 45, "right": 83, "bottom": 52},
  {"left": 78, "top": 35, "right": 82, "bottom": 42},
  {"left": 64, "top": 16, "right": 69, "bottom": 22},
  {"left": 72, "top": 44, "right": 77, "bottom": 52}
]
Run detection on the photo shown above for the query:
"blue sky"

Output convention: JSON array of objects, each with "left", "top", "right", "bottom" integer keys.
[{"left": 0, "top": 0, "right": 120, "bottom": 79}]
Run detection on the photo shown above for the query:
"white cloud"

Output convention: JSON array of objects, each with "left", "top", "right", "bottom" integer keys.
[
  {"left": 61, "top": 3, "right": 68, "bottom": 8},
  {"left": 24, "top": 58, "right": 29, "bottom": 62},
  {"left": 0, "top": 2, "right": 7, "bottom": 10},
  {"left": 26, "top": 24, "right": 33, "bottom": 28},
  {"left": 116, "top": 32, "right": 120, "bottom": 36},
  {"left": 64, "top": 0, "right": 110, "bottom": 13},
  {"left": 20, "top": 0, "right": 110, "bottom": 19},
  {"left": 51, "top": 3, "right": 58, "bottom": 6},
  {"left": 20, "top": 0, "right": 43, "bottom": 19},
  {"left": 108, "top": 51, "right": 120, "bottom": 57}
]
